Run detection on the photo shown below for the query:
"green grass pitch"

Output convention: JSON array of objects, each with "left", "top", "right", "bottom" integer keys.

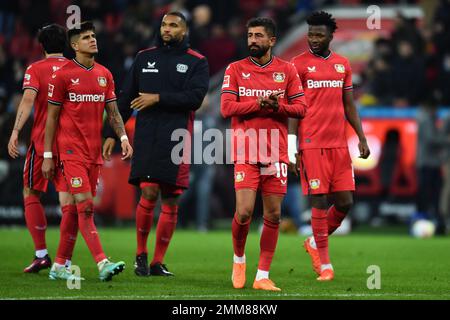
[{"left": 0, "top": 227, "right": 449, "bottom": 300}]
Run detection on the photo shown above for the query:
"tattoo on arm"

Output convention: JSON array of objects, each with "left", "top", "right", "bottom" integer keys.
[
  {"left": 106, "top": 101, "right": 126, "bottom": 138},
  {"left": 14, "top": 111, "right": 23, "bottom": 131}
]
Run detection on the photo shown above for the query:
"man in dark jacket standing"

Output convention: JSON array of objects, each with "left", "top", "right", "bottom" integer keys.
[{"left": 103, "top": 12, "right": 209, "bottom": 276}]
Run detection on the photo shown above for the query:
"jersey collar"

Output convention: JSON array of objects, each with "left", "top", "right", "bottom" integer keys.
[
  {"left": 309, "top": 49, "right": 332, "bottom": 60},
  {"left": 249, "top": 55, "right": 274, "bottom": 68},
  {"left": 73, "top": 58, "right": 95, "bottom": 71}
]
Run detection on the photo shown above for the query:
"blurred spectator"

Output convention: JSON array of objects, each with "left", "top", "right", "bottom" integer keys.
[
  {"left": 189, "top": 4, "right": 212, "bottom": 50},
  {"left": 416, "top": 99, "right": 450, "bottom": 234},
  {"left": 199, "top": 24, "right": 237, "bottom": 75},
  {"left": 440, "top": 114, "right": 450, "bottom": 231},
  {"left": 391, "top": 41, "right": 426, "bottom": 107}
]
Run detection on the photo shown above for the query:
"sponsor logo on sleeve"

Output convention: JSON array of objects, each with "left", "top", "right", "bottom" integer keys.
[
  {"left": 222, "top": 75, "right": 230, "bottom": 88},
  {"left": 48, "top": 84, "right": 54, "bottom": 97}
]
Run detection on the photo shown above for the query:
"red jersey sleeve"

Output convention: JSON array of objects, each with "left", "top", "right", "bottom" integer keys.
[
  {"left": 277, "top": 64, "right": 307, "bottom": 118},
  {"left": 220, "top": 63, "right": 259, "bottom": 118},
  {"left": 343, "top": 59, "right": 353, "bottom": 91},
  {"left": 48, "top": 72, "right": 66, "bottom": 106},
  {"left": 22, "top": 65, "right": 40, "bottom": 92},
  {"left": 105, "top": 70, "right": 117, "bottom": 103}
]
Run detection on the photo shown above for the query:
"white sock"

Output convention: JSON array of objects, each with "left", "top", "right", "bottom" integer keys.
[
  {"left": 255, "top": 269, "right": 269, "bottom": 281},
  {"left": 51, "top": 262, "right": 65, "bottom": 271},
  {"left": 233, "top": 254, "right": 246, "bottom": 264},
  {"left": 65, "top": 260, "right": 71, "bottom": 268},
  {"left": 321, "top": 264, "right": 333, "bottom": 272},
  {"left": 36, "top": 249, "right": 48, "bottom": 258},
  {"left": 97, "top": 258, "right": 109, "bottom": 271},
  {"left": 309, "top": 237, "right": 317, "bottom": 249}
]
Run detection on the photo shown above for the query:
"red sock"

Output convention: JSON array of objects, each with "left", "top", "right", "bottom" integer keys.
[
  {"left": 258, "top": 218, "right": 280, "bottom": 271},
  {"left": 151, "top": 204, "right": 177, "bottom": 266},
  {"left": 24, "top": 195, "right": 47, "bottom": 251},
  {"left": 136, "top": 197, "right": 155, "bottom": 255},
  {"left": 232, "top": 213, "right": 251, "bottom": 257},
  {"left": 311, "top": 208, "right": 330, "bottom": 264},
  {"left": 328, "top": 205, "right": 347, "bottom": 235},
  {"left": 76, "top": 199, "right": 106, "bottom": 263},
  {"left": 55, "top": 205, "right": 78, "bottom": 265}
]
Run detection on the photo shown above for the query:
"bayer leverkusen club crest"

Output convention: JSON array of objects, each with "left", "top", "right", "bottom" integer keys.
[
  {"left": 273, "top": 72, "right": 285, "bottom": 83},
  {"left": 235, "top": 171, "right": 245, "bottom": 183},
  {"left": 98, "top": 76, "right": 107, "bottom": 87},
  {"left": 309, "top": 179, "right": 320, "bottom": 190},
  {"left": 71, "top": 177, "right": 83, "bottom": 188},
  {"left": 334, "top": 64, "right": 345, "bottom": 73}
]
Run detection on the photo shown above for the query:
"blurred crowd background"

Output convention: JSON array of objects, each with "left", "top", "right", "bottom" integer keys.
[{"left": 0, "top": 0, "right": 449, "bottom": 235}]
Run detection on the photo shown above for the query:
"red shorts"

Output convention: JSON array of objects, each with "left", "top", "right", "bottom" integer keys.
[
  {"left": 234, "top": 163, "right": 288, "bottom": 196},
  {"left": 298, "top": 148, "right": 355, "bottom": 195},
  {"left": 61, "top": 160, "right": 101, "bottom": 196},
  {"left": 140, "top": 179, "right": 184, "bottom": 196},
  {"left": 23, "top": 145, "right": 68, "bottom": 192}
]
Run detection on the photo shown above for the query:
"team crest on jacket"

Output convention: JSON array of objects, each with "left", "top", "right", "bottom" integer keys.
[
  {"left": 71, "top": 177, "right": 83, "bottom": 188},
  {"left": 334, "top": 64, "right": 345, "bottom": 73},
  {"left": 235, "top": 171, "right": 245, "bottom": 183},
  {"left": 309, "top": 179, "right": 320, "bottom": 190},
  {"left": 273, "top": 72, "right": 285, "bottom": 83},
  {"left": 98, "top": 77, "right": 107, "bottom": 87},
  {"left": 176, "top": 63, "right": 188, "bottom": 73}
]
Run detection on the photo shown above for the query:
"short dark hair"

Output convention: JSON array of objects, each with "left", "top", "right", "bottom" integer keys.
[
  {"left": 67, "top": 21, "right": 96, "bottom": 41},
  {"left": 306, "top": 11, "right": 338, "bottom": 34},
  {"left": 37, "top": 24, "right": 67, "bottom": 54},
  {"left": 165, "top": 11, "right": 187, "bottom": 26},
  {"left": 246, "top": 17, "right": 277, "bottom": 37}
]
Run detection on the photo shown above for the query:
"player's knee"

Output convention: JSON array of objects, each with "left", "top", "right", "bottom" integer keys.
[
  {"left": 23, "top": 187, "right": 40, "bottom": 198},
  {"left": 141, "top": 187, "right": 159, "bottom": 201},
  {"left": 236, "top": 208, "right": 253, "bottom": 223},
  {"left": 336, "top": 199, "right": 353, "bottom": 214},
  {"left": 311, "top": 195, "right": 328, "bottom": 210},
  {"left": 263, "top": 211, "right": 281, "bottom": 224},
  {"left": 76, "top": 199, "right": 94, "bottom": 218}
]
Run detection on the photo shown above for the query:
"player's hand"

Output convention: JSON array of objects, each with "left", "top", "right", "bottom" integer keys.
[
  {"left": 288, "top": 153, "right": 300, "bottom": 176},
  {"left": 120, "top": 140, "right": 133, "bottom": 160},
  {"left": 358, "top": 138, "right": 370, "bottom": 159},
  {"left": 42, "top": 158, "right": 55, "bottom": 180},
  {"left": 102, "top": 137, "right": 116, "bottom": 161},
  {"left": 130, "top": 93, "right": 159, "bottom": 111},
  {"left": 8, "top": 130, "right": 20, "bottom": 159}
]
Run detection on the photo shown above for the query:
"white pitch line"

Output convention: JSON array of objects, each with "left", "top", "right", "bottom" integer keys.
[{"left": 3, "top": 292, "right": 450, "bottom": 300}]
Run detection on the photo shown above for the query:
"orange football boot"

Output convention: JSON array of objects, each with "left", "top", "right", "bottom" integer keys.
[
  {"left": 303, "top": 237, "right": 321, "bottom": 275},
  {"left": 253, "top": 278, "right": 281, "bottom": 291},
  {"left": 317, "top": 268, "right": 334, "bottom": 281},
  {"left": 232, "top": 263, "right": 246, "bottom": 289}
]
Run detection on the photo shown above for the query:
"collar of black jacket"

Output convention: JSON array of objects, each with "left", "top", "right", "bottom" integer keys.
[{"left": 154, "top": 32, "right": 190, "bottom": 52}]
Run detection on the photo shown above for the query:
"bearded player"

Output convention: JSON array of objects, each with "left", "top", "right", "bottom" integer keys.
[{"left": 221, "top": 17, "right": 307, "bottom": 291}]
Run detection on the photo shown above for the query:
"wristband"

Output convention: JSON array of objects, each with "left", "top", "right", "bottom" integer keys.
[
  {"left": 120, "top": 135, "right": 129, "bottom": 142},
  {"left": 288, "top": 134, "right": 298, "bottom": 164},
  {"left": 43, "top": 152, "right": 53, "bottom": 159}
]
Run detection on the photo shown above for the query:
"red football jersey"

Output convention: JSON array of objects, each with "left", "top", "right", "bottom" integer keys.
[
  {"left": 291, "top": 50, "right": 353, "bottom": 150},
  {"left": 221, "top": 56, "right": 307, "bottom": 164},
  {"left": 22, "top": 56, "right": 68, "bottom": 155},
  {"left": 48, "top": 59, "right": 116, "bottom": 164}
]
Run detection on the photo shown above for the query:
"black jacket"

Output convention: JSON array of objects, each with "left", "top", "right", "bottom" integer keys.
[{"left": 105, "top": 35, "right": 209, "bottom": 187}]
